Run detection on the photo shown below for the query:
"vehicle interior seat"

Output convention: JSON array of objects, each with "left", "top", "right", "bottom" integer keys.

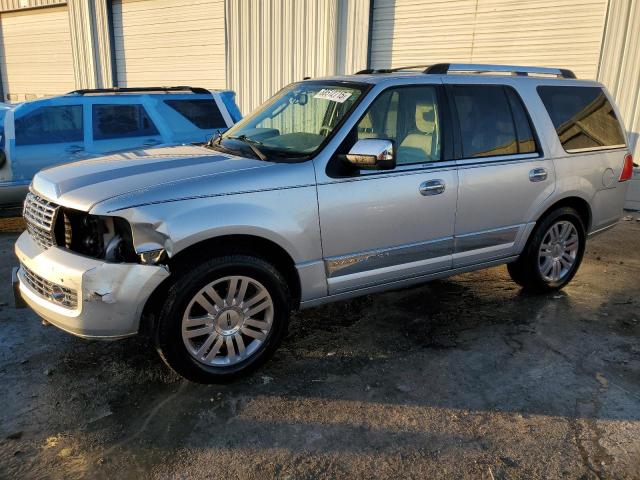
[{"left": 398, "top": 103, "right": 438, "bottom": 164}]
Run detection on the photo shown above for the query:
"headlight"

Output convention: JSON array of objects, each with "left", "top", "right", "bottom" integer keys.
[{"left": 55, "top": 209, "right": 137, "bottom": 262}]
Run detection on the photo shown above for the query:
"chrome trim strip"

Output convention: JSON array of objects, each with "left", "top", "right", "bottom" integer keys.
[
  {"left": 455, "top": 225, "right": 521, "bottom": 253},
  {"left": 566, "top": 144, "right": 627, "bottom": 154},
  {"left": 456, "top": 153, "right": 540, "bottom": 168},
  {"left": 301, "top": 255, "right": 519, "bottom": 309},
  {"left": 325, "top": 237, "right": 453, "bottom": 278},
  {"left": 587, "top": 222, "right": 618, "bottom": 238}
]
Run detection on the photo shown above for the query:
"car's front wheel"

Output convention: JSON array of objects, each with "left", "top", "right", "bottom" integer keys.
[
  {"left": 155, "top": 254, "right": 291, "bottom": 383},
  {"left": 508, "top": 207, "right": 586, "bottom": 292}
]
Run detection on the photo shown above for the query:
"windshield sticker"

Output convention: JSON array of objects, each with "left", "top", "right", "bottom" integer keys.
[{"left": 313, "top": 89, "right": 353, "bottom": 103}]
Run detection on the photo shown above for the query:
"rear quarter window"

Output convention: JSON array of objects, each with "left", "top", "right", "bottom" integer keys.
[
  {"left": 164, "top": 99, "right": 226, "bottom": 129},
  {"left": 537, "top": 86, "right": 626, "bottom": 153}
]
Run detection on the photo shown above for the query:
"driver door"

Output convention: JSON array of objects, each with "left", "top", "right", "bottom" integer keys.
[{"left": 317, "top": 85, "right": 458, "bottom": 295}]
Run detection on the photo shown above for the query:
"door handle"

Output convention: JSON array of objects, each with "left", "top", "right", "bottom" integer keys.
[
  {"left": 142, "top": 139, "right": 161, "bottom": 147},
  {"left": 529, "top": 167, "right": 548, "bottom": 182},
  {"left": 66, "top": 145, "right": 84, "bottom": 154},
  {"left": 419, "top": 179, "right": 445, "bottom": 196}
]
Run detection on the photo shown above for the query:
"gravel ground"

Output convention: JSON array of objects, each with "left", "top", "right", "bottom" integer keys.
[{"left": 0, "top": 216, "right": 639, "bottom": 479}]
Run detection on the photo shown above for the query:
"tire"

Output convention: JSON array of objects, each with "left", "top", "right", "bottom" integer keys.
[
  {"left": 507, "top": 207, "right": 586, "bottom": 292},
  {"left": 155, "top": 254, "right": 291, "bottom": 383}
]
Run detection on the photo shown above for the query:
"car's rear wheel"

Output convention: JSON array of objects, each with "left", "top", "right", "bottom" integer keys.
[
  {"left": 508, "top": 207, "right": 586, "bottom": 292},
  {"left": 155, "top": 254, "right": 290, "bottom": 383}
]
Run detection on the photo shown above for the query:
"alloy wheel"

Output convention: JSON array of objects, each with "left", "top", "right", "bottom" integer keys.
[
  {"left": 181, "top": 275, "right": 274, "bottom": 366},
  {"left": 538, "top": 220, "right": 579, "bottom": 282}
]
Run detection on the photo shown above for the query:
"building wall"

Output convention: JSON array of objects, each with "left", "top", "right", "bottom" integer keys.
[
  {"left": 370, "top": 0, "right": 609, "bottom": 79},
  {"left": 598, "top": 0, "right": 640, "bottom": 208},
  {"left": 225, "top": 0, "right": 370, "bottom": 114}
]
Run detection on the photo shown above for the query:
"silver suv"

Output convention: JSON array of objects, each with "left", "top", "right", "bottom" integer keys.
[{"left": 14, "top": 63, "right": 633, "bottom": 383}]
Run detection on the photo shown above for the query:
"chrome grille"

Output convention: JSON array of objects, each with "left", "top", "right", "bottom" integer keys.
[
  {"left": 23, "top": 192, "right": 59, "bottom": 249},
  {"left": 20, "top": 264, "right": 78, "bottom": 309}
]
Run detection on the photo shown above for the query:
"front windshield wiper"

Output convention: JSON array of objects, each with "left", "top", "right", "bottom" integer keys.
[{"left": 226, "top": 135, "right": 268, "bottom": 161}]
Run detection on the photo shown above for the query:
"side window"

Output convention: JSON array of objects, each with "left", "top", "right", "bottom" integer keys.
[
  {"left": 355, "top": 86, "right": 441, "bottom": 165},
  {"left": 505, "top": 88, "right": 537, "bottom": 154},
  {"left": 15, "top": 105, "right": 83, "bottom": 146},
  {"left": 164, "top": 99, "right": 226, "bottom": 129},
  {"left": 92, "top": 104, "right": 159, "bottom": 140},
  {"left": 453, "top": 85, "right": 521, "bottom": 158},
  {"left": 537, "top": 86, "right": 626, "bottom": 152}
]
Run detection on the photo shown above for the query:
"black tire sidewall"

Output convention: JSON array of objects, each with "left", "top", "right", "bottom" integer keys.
[
  {"left": 521, "top": 207, "right": 586, "bottom": 291},
  {"left": 155, "top": 255, "right": 290, "bottom": 383}
]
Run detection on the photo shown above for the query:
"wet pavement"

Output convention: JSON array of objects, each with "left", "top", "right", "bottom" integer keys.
[{"left": 0, "top": 217, "right": 639, "bottom": 479}]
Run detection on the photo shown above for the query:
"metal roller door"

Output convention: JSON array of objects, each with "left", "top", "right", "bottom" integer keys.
[
  {"left": 0, "top": 6, "right": 75, "bottom": 102},
  {"left": 370, "top": 0, "right": 608, "bottom": 79},
  {"left": 112, "top": 0, "right": 226, "bottom": 89}
]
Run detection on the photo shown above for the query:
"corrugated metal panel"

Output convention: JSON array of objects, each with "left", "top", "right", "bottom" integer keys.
[
  {"left": 0, "top": 0, "right": 64, "bottom": 13},
  {"left": 0, "top": 5, "right": 75, "bottom": 100},
  {"left": 112, "top": 0, "right": 226, "bottom": 88},
  {"left": 598, "top": 0, "right": 640, "bottom": 208},
  {"left": 91, "top": 0, "right": 114, "bottom": 88},
  {"left": 226, "top": 0, "right": 370, "bottom": 114},
  {"left": 67, "top": 0, "right": 113, "bottom": 89},
  {"left": 68, "top": 0, "right": 96, "bottom": 89},
  {"left": 371, "top": 0, "right": 607, "bottom": 79}
]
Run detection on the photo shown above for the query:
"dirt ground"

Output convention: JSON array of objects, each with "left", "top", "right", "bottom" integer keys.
[{"left": 0, "top": 216, "right": 639, "bottom": 479}]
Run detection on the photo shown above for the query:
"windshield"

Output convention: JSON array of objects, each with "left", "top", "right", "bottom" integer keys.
[{"left": 218, "top": 81, "right": 366, "bottom": 160}]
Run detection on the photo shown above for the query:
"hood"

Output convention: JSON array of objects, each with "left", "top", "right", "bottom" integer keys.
[{"left": 31, "top": 145, "right": 314, "bottom": 213}]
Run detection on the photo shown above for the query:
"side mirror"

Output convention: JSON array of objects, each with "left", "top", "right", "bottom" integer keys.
[{"left": 344, "top": 139, "right": 396, "bottom": 170}]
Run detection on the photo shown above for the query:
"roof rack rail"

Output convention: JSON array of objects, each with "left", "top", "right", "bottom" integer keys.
[
  {"left": 423, "top": 63, "right": 576, "bottom": 78},
  {"left": 67, "top": 86, "right": 211, "bottom": 95},
  {"left": 356, "top": 65, "right": 432, "bottom": 74}
]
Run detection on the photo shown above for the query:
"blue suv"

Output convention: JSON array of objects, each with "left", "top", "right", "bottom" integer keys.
[{"left": 0, "top": 86, "right": 241, "bottom": 212}]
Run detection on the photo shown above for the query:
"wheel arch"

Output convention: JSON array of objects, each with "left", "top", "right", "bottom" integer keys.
[
  {"left": 536, "top": 195, "right": 592, "bottom": 232},
  {"left": 139, "top": 234, "right": 302, "bottom": 336}
]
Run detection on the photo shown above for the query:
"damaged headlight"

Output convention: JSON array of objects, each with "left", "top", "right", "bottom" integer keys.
[{"left": 54, "top": 208, "right": 138, "bottom": 263}]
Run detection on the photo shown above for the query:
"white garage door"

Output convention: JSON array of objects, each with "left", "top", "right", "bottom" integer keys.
[
  {"left": 371, "top": 0, "right": 608, "bottom": 79},
  {"left": 112, "top": 0, "right": 226, "bottom": 89},
  {"left": 0, "top": 6, "right": 75, "bottom": 102}
]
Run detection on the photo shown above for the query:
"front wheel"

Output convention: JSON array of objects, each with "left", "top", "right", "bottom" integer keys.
[
  {"left": 155, "top": 255, "right": 291, "bottom": 383},
  {"left": 508, "top": 207, "right": 586, "bottom": 292}
]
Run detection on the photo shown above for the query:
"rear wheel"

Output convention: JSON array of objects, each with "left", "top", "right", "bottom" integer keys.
[
  {"left": 508, "top": 207, "right": 586, "bottom": 292},
  {"left": 155, "top": 255, "right": 290, "bottom": 383}
]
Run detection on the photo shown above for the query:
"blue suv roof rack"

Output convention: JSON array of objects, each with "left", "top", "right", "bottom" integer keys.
[{"left": 67, "top": 86, "right": 211, "bottom": 95}]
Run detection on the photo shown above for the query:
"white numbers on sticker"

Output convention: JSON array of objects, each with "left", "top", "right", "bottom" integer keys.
[{"left": 313, "top": 89, "right": 353, "bottom": 103}]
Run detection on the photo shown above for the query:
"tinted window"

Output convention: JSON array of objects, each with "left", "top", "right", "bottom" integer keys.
[
  {"left": 355, "top": 86, "right": 441, "bottom": 165},
  {"left": 92, "top": 104, "right": 159, "bottom": 140},
  {"left": 15, "top": 105, "right": 83, "bottom": 146},
  {"left": 164, "top": 99, "right": 226, "bottom": 129},
  {"left": 506, "top": 88, "right": 537, "bottom": 154},
  {"left": 453, "top": 85, "right": 520, "bottom": 158},
  {"left": 537, "top": 86, "right": 626, "bottom": 152}
]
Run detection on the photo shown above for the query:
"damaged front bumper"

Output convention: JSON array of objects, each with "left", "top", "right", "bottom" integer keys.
[{"left": 14, "top": 231, "right": 170, "bottom": 339}]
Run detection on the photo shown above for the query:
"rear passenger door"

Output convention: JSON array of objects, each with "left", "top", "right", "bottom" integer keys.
[
  {"left": 88, "top": 102, "right": 164, "bottom": 155},
  {"left": 444, "top": 81, "right": 556, "bottom": 267}
]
